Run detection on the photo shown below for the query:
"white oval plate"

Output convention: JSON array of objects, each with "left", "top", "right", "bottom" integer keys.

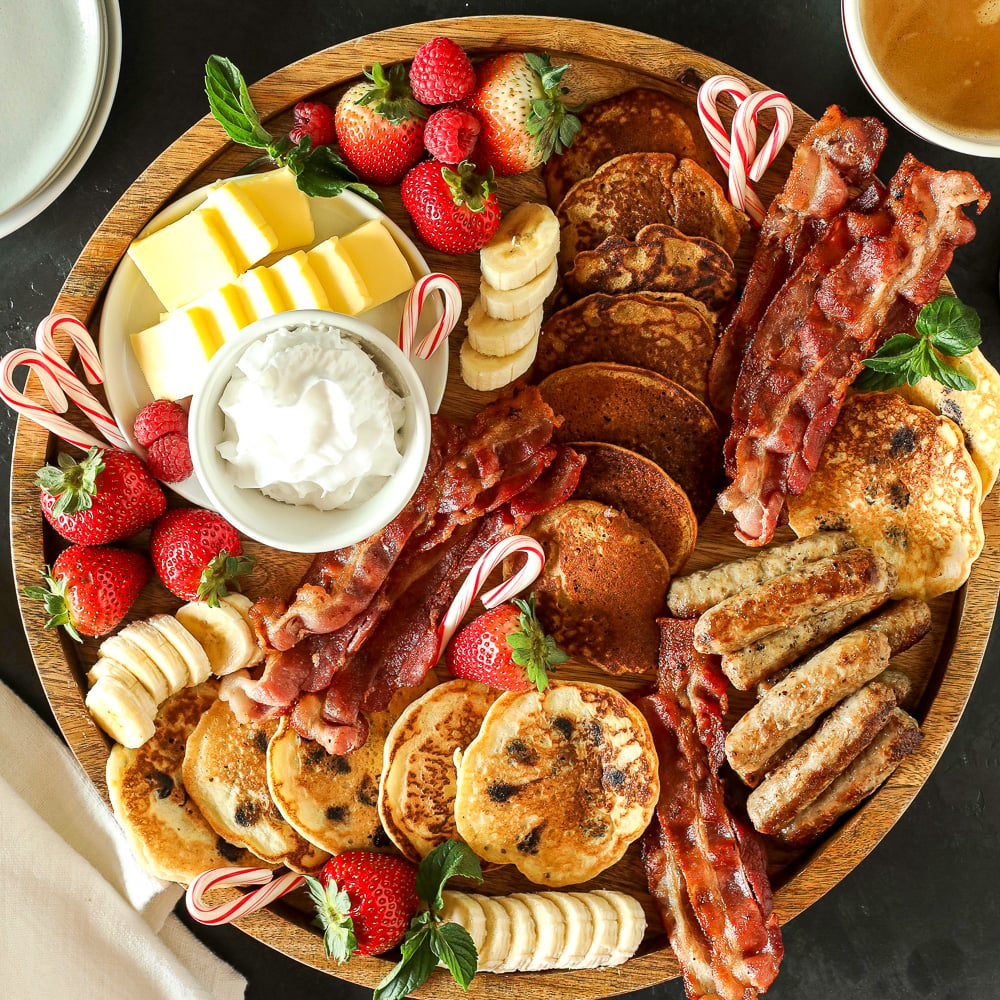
[{"left": 99, "top": 180, "right": 446, "bottom": 508}]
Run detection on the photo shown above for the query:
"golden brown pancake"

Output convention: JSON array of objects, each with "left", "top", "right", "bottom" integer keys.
[
  {"left": 543, "top": 88, "right": 702, "bottom": 207},
  {"left": 557, "top": 153, "right": 749, "bottom": 271},
  {"left": 565, "top": 224, "right": 737, "bottom": 309},
  {"left": 454, "top": 681, "right": 659, "bottom": 886},
  {"left": 520, "top": 500, "right": 670, "bottom": 674},
  {"left": 107, "top": 683, "right": 261, "bottom": 883},
  {"left": 539, "top": 362, "right": 723, "bottom": 520},
  {"left": 568, "top": 441, "right": 697, "bottom": 575},
  {"left": 532, "top": 291, "right": 716, "bottom": 402}
]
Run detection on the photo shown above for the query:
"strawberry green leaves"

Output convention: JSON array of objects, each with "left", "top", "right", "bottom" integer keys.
[
  {"left": 204, "top": 55, "right": 380, "bottom": 204},
  {"left": 856, "top": 296, "right": 982, "bottom": 392},
  {"left": 306, "top": 876, "right": 358, "bottom": 963},
  {"left": 506, "top": 595, "right": 569, "bottom": 693},
  {"left": 523, "top": 52, "right": 582, "bottom": 161}
]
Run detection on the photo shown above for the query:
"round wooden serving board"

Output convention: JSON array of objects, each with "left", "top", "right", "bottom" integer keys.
[{"left": 10, "top": 16, "right": 1000, "bottom": 998}]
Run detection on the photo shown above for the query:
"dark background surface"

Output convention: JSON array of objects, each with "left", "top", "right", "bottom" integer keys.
[{"left": 1, "top": 2, "right": 998, "bottom": 998}]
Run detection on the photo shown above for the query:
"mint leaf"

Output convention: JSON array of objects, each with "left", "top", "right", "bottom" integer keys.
[
  {"left": 205, "top": 56, "right": 273, "bottom": 149},
  {"left": 295, "top": 146, "right": 382, "bottom": 205},
  {"left": 415, "top": 840, "right": 483, "bottom": 914},
  {"left": 430, "top": 922, "right": 478, "bottom": 989},
  {"left": 853, "top": 367, "right": 904, "bottom": 391},
  {"left": 928, "top": 353, "right": 976, "bottom": 391},
  {"left": 916, "top": 296, "right": 982, "bottom": 356},
  {"left": 374, "top": 927, "right": 437, "bottom": 1000},
  {"left": 860, "top": 334, "right": 921, "bottom": 372}
]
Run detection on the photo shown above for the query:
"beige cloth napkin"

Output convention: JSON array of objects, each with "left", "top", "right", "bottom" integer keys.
[{"left": 0, "top": 679, "right": 247, "bottom": 1000}]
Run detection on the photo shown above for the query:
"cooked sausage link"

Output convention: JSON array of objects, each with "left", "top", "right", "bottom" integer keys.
[
  {"left": 666, "top": 531, "right": 855, "bottom": 618},
  {"left": 725, "top": 629, "right": 891, "bottom": 786},
  {"left": 855, "top": 598, "right": 932, "bottom": 658},
  {"left": 775, "top": 709, "right": 921, "bottom": 846},
  {"left": 694, "top": 548, "right": 895, "bottom": 655}
]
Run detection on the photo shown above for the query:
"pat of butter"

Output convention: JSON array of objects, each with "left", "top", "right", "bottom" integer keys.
[
  {"left": 239, "top": 266, "right": 290, "bottom": 321},
  {"left": 204, "top": 184, "right": 279, "bottom": 269},
  {"left": 338, "top": 219, "right": 414, "bottom": 310},
  {"left": 307, "top": 237, "right": 374, "bottom": 316},
  {"left": 269, "top": 251, "right": 330, "bottom": 309},
  {"left": 127, "top": 209, "right": 243, "bottom": 312},
  {"left": 131, "top": 307, "right": 225, "bottom": 401},
  {"left": 224, "top": 167, "right": 315, "bottom": 252},
  {"left": 185, "top": 283, "right": 253, "bottom": 340}
]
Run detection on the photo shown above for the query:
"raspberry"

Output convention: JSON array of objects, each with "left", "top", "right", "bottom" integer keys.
[
  {"left": 146, "top": 433, "right": 193, "bottom": 483},
  {"left": 423, "top": 107, "right": 481, "bottom": 162},
  {"left": 133, "top": 399, "right": 187, "bottom": 447},
  {"left": 409, "top": 37, "right": 475, "bottom": 104},
  {"left": 289, "top": 101, "right": 337, "bottom": 146}
]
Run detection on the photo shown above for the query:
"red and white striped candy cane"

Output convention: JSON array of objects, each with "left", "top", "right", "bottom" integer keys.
[
  {"left": 186, "top": 866, "right": 305, "bottom": 925},
  {"left": 737, "top": 90, "right": 794, "bottom": 183},
  {"left": 696, "top": 75, "right": 752, "bottom": 171},
  {"left": 398, "top": 273, "right": 462, "bottom": 361},
  {"left": 436, "top": 535, "right": 546, "bottom": 658}
]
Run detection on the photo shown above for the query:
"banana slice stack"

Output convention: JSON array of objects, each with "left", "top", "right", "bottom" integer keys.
[
  {"left": 85, "top": 594, "right": 263, "bottom": 749},
  {"left": 439, "top": 888, "right": 645, "bottom": 972},
  {"left": 461, "top": 203, "right": 560, "bottom": 391}
]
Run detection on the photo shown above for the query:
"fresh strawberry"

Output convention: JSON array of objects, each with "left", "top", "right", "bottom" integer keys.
[
  {"left": 25, "top": 544, "right": 151, "bottom": 641},
  {"left": 409, "top": 37, "right": 475, "bottom": 104},
  {"left": 334, "top": 63, "right": 427, "bottom": 185},
  {"left": 37, "top": 447, "right": 166, "bottom": 545},
  {"left": 462, "top": 52, "right": 582, "bottom": 176},
  {"left": 289, "top": 100, "right": 337, "bottom": 147},
  {"left": 307, "top": 851, "right": 418, "bottom": 960},
  {"left": 133, "top": 400, "right": 187, "bottom": 448},
  {"left": 146, "top": 433, "right": 192, "bottom": 484},
  {"left": 423, "top": 107, "right": 481, "bottom": 162},
  {"left": 149, "top": 508, "right": 253, "bottom": 605},
  {"left": 446, "top": 594, "right": 567, "bottom": 692},
  {"left": 400, "top": 159, "right": 501, "bottom": 254}
]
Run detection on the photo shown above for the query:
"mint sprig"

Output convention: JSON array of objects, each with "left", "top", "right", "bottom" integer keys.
[
  {"left": 374, "top": 841, "right": 483, "bottom": 1000},
  {"left": 856, "top": 295, "right": 982, "bottom": 392},
  {"left": 204, "top": 55, "right": 380, "bottom": 205}
]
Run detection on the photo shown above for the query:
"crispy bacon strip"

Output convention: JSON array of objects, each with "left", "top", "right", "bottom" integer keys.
[
  {"left": 639, "top": 619, "right": 782, "bottom": 999},
  {"left": 720, "top": 154, "right": 989, "bottom": 545},
  {"left": 710, "top": 107, "right": 888, "bottom": 418}
]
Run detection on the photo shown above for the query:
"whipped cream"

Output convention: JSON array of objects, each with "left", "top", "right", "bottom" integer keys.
[{"left": 217, "top": 323, "right": 406, "bottom": 510}]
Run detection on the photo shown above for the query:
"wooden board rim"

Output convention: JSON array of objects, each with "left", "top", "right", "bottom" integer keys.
[{"left": 9, "top": 15, "right": 1000, "bottom": 997}]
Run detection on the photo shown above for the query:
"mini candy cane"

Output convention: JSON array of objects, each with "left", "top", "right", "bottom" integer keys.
[
  {"left": 436, "top": 535, "right": 545, "bottom": 657},
  {"left": 186, "top": 866, "right": 305, "bottom": 925},
  {"left": 696, "top": 75, "right": 752, "bottom": 171},
  {"left": 398, "top": 273, "right": 462, "bottom": 361}
]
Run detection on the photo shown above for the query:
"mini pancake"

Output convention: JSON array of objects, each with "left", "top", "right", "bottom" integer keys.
[
  {"left": 106, "top": 682, "right": 261, "bottom": 883},
  {"left": 568, "top": 442, "right": 697, "bottom": 575},
  {"left": 787, "top": 392, "right": 984, "bottom": 600},
  {"left": 266, "top": 680, "right": 431, "bottom": 856},
  {"left": 378, "top": 679, "right": 499, "bottom": 862},
  {"left": 454, "top": 681, "right": 659, "bottom": 886},
  {"left": 538, "top": 362, "right": 723, "bottom": 520},
  {"left": 893, "top": 346, "right": 1000, "bottom": 497},
  {"left": 532, "top": 291, "right": 716, "bottom": 402},
  {"left": 557, "top": 153, "right": 749, "bottom": 271},
  {"left": 565, "top": 224, "right": 737, "bottom": 310},
  {"left": 182, "top": 699, "right": 329, "bottom": 872},
  {"left": 542, "top": 88, "right": 709, "bottom": 207},
  {"left": 519, "top": 500, "right": 670, "bottom": 674}
]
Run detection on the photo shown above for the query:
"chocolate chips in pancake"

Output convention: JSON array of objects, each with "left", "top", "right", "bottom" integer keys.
[
  {"left": 557, "top": 153, "right": 749, "bottom": 271},
  {"left": 532, "top": 291, "right": 716, "bottom": 402},
  {"left": 539, "top": 362, "right": 723, "bottom": 520}
]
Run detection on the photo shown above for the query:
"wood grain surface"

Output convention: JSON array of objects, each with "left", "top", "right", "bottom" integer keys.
[{"left": 9, "top": 16, "right": 999, "bottom": 999}]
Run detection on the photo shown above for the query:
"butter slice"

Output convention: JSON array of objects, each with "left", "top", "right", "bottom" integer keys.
[
  {"left": 185, "top": 283, "right": 253, "bottom": 340},
  {"left": 269, "top": 251, "right": 330, "bottom": 309},
  {"left": 224, "top": 167, "right": 314, "bottom": 252},
  {"left": 204, "top": 184, "right": 279, "bottom": 269},
  {"left": 131, "top": 308, "right": 225, "bottom": 400},
  {"left": 307, "top": 237, "right": 373, "bottom": 316},
  {"left": 238, "top": 266, "right": 290, "bottom": 321},
  {"left": 127, "top": 209, "right": 243, "bottom": 312},
  {"left": 338, "top": 219, "right": 414, "bottom": 310}
]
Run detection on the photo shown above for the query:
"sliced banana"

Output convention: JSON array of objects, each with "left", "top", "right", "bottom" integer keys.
[
  {"left": 95, "top": 635, "right": 171, "bottom": 703},
  {"left": 476, "top": 894, "right": 514, "bottom": 973},
  {"left": 493, "top": 895, "right": 536, "bottom": 973},
  {"left": 465, "top": 296, "right": 542, "bottom": 357},
  {"left": 576, "top": 891, "right": 620, "bottom": 969},
  {"left": 480, "top": 259, "right": 558, "bottom": 321},
  {"left": 511, "top": 891, "right": 565, "bottom": 971},
  {"left": 85, "top": 675, "right": 156, "bottom": 748},
  {"left": 540, "top": 890, "right": 593, "bottom": 968},
  {"left": 480, "top": 203, "right": 560, "bottom": 290},
  {"left": 87, "top": 655, "right": 146, "bottom": 693},
  {"left": 119, "top": 619, "right": 192, "bottom": 694},
  {"left": 594, "top": 889, "right": 646, "bottom": 966},
  {"left": 221, "top": 591, "right": 255, "bottom": 624},
  {"left": 460, "top": 332, "right": 539, "bottom": 392},
  {"left": 175, "top": 600, "right": 260, "bottom": 676},
  {"left": 149, "top": 614, "right": 212, "bottom": 686},
  {"left": 440, "top": 891, "right": 487, "bottom": 956}
]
